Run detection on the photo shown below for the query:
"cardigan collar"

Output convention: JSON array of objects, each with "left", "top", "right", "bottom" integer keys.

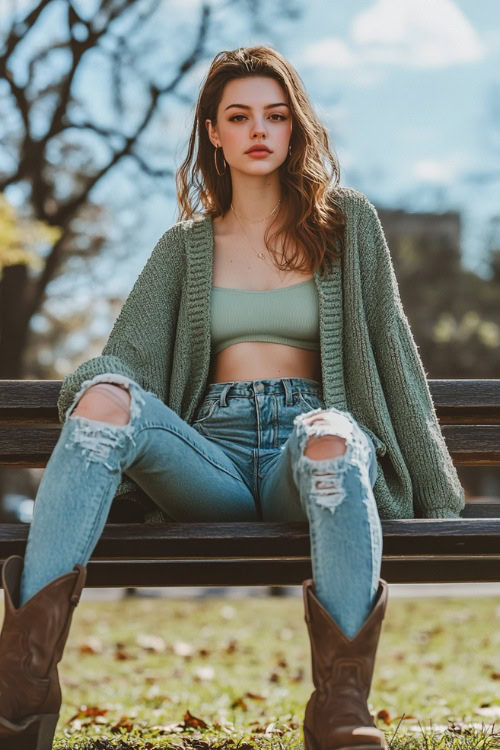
[{"left": 185, "top": 214, "right": 347, "bottom": 411}]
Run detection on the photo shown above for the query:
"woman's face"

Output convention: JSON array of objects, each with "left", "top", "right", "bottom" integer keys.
[{"left": 206, "top": 76, "right": 293, "bottom": 176}]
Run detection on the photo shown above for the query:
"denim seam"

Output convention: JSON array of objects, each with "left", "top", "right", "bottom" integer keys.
[
  {"left": 192, "top": 398, "right": 219, "bottom": 425},
  {"left": 298, "top": 392, "right": 324, "bottom": 412},
  {"left": 362, "top": 479, "right": 383, "bottom": 599},
  {"left": 307, "top": 501, "right": 324, "bottom": 591},
  {"left": 77, "top": 474, "right": 115, "bottom": 564},
  {"left": 272, "top": 394, "right": 279, "bottom": 449},
  {"left": 133, "top": 423, "right": 246, "bottom": 485}
]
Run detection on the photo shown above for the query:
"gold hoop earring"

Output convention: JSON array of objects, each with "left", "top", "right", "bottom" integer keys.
[
  {"left": 214, "top": 145, "right": 226, "bottom": 176},
  {"left": 288, "top": 144, "right": 292, "bottom": 157}
]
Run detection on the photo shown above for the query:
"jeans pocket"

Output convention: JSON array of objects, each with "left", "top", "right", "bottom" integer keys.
[
  {"left": 296, "top": 391, "right": 325, "bottom": 412},
  {"left": 192, "top": 397, "right": 220, "bottom": 425}
]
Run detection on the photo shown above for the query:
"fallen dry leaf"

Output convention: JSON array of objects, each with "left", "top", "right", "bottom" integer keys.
[
  {"left": 230, "top": 697, "right": 248, "bottom": 711},
  {"left": 111, "top": 715, "right": 135, "bottom": 733},
  {"left": 78, "top": 636, "right": 103, "bottom": 654},
  {"left": 66, "top": 705, "right": 109, "bottom": 725},
  {"left": 183, "top": 709, "right": 210, "bottom": 729},
  {"left": 376, "top": 709, "right": 391, "bottom": 724}
]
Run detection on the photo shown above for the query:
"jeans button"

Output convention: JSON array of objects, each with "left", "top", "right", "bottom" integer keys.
[{"left": 255, "top": 382, "right": 264, "bottom": 392}]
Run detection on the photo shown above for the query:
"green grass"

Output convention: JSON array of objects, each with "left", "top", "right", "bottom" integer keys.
[{"left": 5, "top": 592, "right": 500, "bottom": 749}]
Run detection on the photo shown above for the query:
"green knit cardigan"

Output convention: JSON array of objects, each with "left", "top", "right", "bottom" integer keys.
[{"left": 57, "top": 187, "right": 465, "bottom": 522}]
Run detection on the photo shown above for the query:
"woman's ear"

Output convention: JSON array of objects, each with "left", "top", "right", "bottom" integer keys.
[{"left": 205, "top": 119, "right": 218, "bottom": 148}]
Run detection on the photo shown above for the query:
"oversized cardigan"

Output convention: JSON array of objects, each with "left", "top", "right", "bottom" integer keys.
[{"left": 57, "top": 186, "right": 465, "bottom": 521}]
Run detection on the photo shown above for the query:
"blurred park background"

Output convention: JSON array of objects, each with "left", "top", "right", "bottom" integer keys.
[{"left": 0, "top": 0, "right": 499, "bottom": 519}]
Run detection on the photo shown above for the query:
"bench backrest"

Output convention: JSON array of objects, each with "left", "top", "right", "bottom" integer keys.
[{"left": 0, "top": 379, "right": 499, "bottom": 519}]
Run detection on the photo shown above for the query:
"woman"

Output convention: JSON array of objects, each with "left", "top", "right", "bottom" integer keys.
[{"left": 0, "top": 46, "right": 464, "bottom": 750}]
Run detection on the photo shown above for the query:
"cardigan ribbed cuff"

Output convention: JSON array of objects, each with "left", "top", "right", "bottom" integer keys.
[{"left": 421, "top": 507, "right": 463, "bottom": 519}]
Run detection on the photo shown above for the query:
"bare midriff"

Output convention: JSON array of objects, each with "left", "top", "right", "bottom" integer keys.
[
  {"left": 209, "top": 341, "right": 322, "bottom": 384},
  {"left": 208, "top": 215, "right": 323, "bottom": 385}
]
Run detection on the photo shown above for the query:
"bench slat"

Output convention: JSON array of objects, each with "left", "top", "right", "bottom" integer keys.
[
  {"left": 0, "top": 519, "right": 499, "bottom": 559},
  {"left": 0, "top": 379, "right": 499, "bottom": 423},
  {"left": 2, "top": 425, "right": 500, "bottom": 465},
  {"left": 1, "top": 557, "right": 498, "bottom": 586}
]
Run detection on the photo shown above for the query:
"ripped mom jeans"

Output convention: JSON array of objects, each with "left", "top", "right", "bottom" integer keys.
[{"left": 19, "top": 374, "right": 383, "bottom": 639}]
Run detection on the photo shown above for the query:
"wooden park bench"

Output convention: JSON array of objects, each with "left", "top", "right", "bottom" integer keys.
[{"left": 0, "top": 379, "right": 499, "bottom": 588}]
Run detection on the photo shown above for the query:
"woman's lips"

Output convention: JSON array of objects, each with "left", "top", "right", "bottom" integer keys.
[{"left": 246, "top": 150, "right": 271, "bottom": 158}]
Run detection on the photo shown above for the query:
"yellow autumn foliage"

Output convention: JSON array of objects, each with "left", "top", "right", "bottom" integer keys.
[{"left": 0, "top": 194, "right": 62, "bottom": 281}]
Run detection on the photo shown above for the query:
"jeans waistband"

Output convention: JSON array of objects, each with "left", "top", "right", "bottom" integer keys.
[{"left": 203, "top": 377, "right": 323, "bottom": 406}]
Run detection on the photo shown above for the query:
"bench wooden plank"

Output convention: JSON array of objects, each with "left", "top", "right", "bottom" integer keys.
[
  {"left": 0, "top": 379, "right": 499, "bottom": 423},
  {"left": 0, "top": 519, "right": 499, "bottom": 559},
  {"left": 1, "top": 557, "right": 497, "bottom": 586},
  {"left": 1, "top": 425, "right": 500, "bottom": 466}
]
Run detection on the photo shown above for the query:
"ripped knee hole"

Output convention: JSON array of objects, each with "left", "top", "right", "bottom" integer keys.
[
  {"left": 70, "top": 383, "right": 131, "bottom": 426},
  {"left": 304, "top": 434, "right": 347, "bottom": 460}
]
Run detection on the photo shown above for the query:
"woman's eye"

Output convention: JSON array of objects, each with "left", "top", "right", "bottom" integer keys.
[{"left": 229, "top": 114, "right": 286, "bottom": 122}]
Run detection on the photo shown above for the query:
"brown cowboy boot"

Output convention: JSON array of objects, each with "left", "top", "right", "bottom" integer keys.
[
  {"left": 0, "top": 554, "right": 87, "bottom": 749},
  {"left": 302, "top": 577, "right": 389, "bottom": 750}
]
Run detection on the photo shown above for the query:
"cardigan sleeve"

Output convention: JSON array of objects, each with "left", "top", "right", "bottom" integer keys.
[
  {"left": 56, "top": 223, "right": 184, "bottom": 425},
  {"left": 358, "top": 196, "right": 465, "bottom": 519}
]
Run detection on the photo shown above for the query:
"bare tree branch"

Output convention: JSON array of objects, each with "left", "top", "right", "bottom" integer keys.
[
  {"left": 22, "top": 1, "right": 212, "bottom": 322},
  {"left": 0, "top": 0, "right": 301, "bottom": 381}
]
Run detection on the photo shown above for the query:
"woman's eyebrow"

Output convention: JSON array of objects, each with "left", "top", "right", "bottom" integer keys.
[{"left": 224, "top": 102, "right": 289, "bottom": 111}]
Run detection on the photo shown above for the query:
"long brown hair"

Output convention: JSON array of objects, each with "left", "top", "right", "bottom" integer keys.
[{"left": 176, "top": 45, "right": 347, "bottom": 278}]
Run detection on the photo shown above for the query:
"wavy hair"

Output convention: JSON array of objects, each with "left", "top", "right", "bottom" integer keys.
[{"left": 176, "top": 45, "right": 347, "bottom": 278}]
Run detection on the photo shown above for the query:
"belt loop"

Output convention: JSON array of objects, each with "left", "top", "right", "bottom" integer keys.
[
  {"left": 219, "top": 382, "right": 234, "bottom": 407},
  {"left": 282, "top": 378, "right": 293, "bottom": 406}
]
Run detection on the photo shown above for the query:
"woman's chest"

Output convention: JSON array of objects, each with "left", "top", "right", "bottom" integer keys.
[{"left": 212, "top": 230, "right": 313, "bottom": 290}]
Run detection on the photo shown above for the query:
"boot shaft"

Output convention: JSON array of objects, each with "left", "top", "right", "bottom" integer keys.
[
  {"left": 1, "top": 556, "right": 86, "bottom": 678},
  {"left": 303, "top": 579, "right": 388, "bottom": 696},
  {"left": 302, "top": 578, "right": 390, "bottom": 750},
  {"left": 0, "top": 555, "right": 87, "bottom": 719}
]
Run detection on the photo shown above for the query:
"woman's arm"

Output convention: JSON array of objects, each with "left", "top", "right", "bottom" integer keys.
[
  {"left": 57, "top": 223, "right": 185, "bottom": 424},
  {"left": 358, "top": 195, "right": 465, "bottom": 519}
]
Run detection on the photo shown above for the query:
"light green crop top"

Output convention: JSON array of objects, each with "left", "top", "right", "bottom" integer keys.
[{"left": 210, "top": 278, "right": 320, "bottom": 355}]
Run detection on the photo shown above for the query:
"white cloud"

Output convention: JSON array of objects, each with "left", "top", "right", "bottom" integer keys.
[
  {"left": 300, "top": 38, "right": 356, "bottom": 69},
  {"left": 298, "top": 0, "right": 484, "bottom": 77},
  {"left": 298, "top": 38, "right": 386, "bottom": 86},
  {"left": 352, "top": 0, "right": 484, "bottom": 69},
  {"left": 412, "top": 154, "right": 466, "bottom": 183}
]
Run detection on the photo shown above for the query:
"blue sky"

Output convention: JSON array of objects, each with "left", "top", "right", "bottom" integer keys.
[
  {"left": 3, "top": 0, "right": 500, "bottom": 311},
  {"left": 102, "top": 0, "right": 500, "bottom": 282},
  {"left": 286, "top": 0, "right": 500, "bottom": 275}
]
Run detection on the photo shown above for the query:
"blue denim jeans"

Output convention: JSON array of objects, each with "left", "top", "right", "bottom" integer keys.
[{"left": 19, "top": 373, "right": 383, "bottom": 639}]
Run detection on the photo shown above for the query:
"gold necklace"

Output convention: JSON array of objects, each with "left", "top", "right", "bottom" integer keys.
[
  {"left": 231, "top": 198, "right": 281, "bottom": 224},
  {"left": 230, "top": 200, "right": 281, "bottom": 261}
]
